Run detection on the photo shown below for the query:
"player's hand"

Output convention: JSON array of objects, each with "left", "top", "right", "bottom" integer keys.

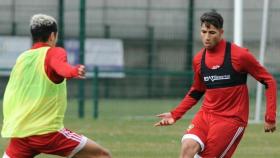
[
  {"left": 154, "top": 112, "right": 175, "bottom": 127},
  {"left": 77, "top": 65, "right": 86, "bottom": 79},
  {"left": 264, "top": 122, "right": 276, "bottom": 133}
]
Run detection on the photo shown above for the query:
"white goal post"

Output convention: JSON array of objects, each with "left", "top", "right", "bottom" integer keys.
[{"left": 254, "top": 0, "right": 270, "bottom": 123}]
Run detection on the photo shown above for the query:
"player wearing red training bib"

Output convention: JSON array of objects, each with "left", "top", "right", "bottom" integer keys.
[{"left": 155, "top": 11, "right": 277, "bottom": 158}]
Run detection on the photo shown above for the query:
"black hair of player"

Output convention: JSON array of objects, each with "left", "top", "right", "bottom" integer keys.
[
  {"left": 30, "top": 22, "right": 58, "bottom": 43},
  {"left": 200, "top": 10, "right": 223, "bottom": 29}
]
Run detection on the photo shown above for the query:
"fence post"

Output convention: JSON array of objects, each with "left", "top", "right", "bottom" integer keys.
[
  {"left": 104, "top": 24, "right": 111, "bottom": 38},
  {"left": 11, "top": 0, "right": 16, "bottom": 35},
  {"left": 57, "top": 0, "right": 64, "bottom": 47},
  {"left": 186, "top": 0, "right": 194, "bottom": 71},
  {"left": 147, "top": 26, "right": 155, "bottom": 98},
  {"left": 78, "top": 0, "right": 86, "bottom": 118},
  {"left": 104, "top": 24, "right": 111, "bottom": 98},
  {"left": 93, "top": 67, "right": 99, "bottom": 119}
]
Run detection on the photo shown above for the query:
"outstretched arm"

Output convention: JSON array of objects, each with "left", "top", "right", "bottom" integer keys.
[
  {"left": 155, "top": 56, "right": 206, "bottom": 126},
  {"left": 154, "top": 86, "right": 205, "bottom": 127},
  {"left": 48, "top": 47, "right": 86, "bottom": 79},
  {"left": 169, "top": 56, "right": 206, "bottom": 121},
  {"left": 170, "top": 87, "right": 205, "bottom": 121}
]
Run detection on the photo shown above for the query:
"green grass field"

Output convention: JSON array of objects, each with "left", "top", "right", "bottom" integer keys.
[{"left": 0, "top": 99, "right": 280, "bottom": 158}]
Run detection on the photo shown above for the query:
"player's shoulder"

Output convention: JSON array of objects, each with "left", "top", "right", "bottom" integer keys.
[
  {"left": 48, "top": 47, "right": 67, "bottom": 55},
  {"left": 193, "top": 48, "right": 204, "bottom": 63},
  {"left": 49, "top": 47, "right": 66, "bottom": 52},
  {"left": 230, "top": 42, "right": 252, "bottom": 59},
  {"left": 191, "top": 48, "right": 204, "bottom": 71}
]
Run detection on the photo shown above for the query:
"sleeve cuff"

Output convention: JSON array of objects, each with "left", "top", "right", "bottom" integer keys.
[
  {"left": 170, "top": 111, "right": 180, "bottom": 122},
  {"left": 69, "top": 65, "right": 80, "bottom": 78},
  {"left": 265, "top": 115, "right": 276, "bottom": 124}
]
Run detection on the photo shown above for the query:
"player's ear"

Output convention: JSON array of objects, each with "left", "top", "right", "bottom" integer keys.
[
  {"left": 48, "top": 32, "right": 54, "bottom": 42},
  {"left": 220, "top": 29, "right": 224, "bottom": 35},
  {"left": 53, "top": 32, "right": 58, "bottom": 43},
  {"left": 48, "top": 32, "right": 57, "bottom": 47}
]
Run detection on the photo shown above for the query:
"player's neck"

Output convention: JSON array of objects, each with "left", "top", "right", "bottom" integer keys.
[{"left": 206, "top": 39, "right": 225, "bottom": 54}]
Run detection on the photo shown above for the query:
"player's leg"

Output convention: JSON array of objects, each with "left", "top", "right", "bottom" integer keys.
[
  {"left": 3, "top": 138, "right": 39, "bottom": 158},
  {"left": 180, "top": 111, "right": 208, "bottom": 158},
  {"left": 219, "top": 130, "right": 244, "bottom": 158},
  {"left": 200, "top": 116, "right": 245, "bottom": 158},
  {"left": 31, "top": 128, "right": 111, "bottom": 158},
  {"left": 180, "top": 138, "right": 201, "bottom": 158},
  {"left": 73, "top": 138, "right": 112, "bottom": 158},
  {"left": 2, "top": 152, "right": 9, "bottom": 158}
]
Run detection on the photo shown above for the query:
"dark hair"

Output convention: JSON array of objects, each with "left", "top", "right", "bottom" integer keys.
[
  {"left": 30, "top": 14, "right": 58, "bottom": 43},
  {"left": 200, "top": 10, "right": 223, "bottom": 29}
]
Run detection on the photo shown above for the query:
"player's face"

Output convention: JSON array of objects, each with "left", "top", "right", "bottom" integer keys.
[{"left": 200, "top": 23, "right": 224, "bottom": 50}]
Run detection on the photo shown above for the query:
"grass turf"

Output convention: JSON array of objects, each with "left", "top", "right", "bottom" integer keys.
[{"left": 0, "top": 99, "right": 279, "bottom": 158}]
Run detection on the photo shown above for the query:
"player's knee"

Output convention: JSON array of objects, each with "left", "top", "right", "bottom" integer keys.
[
  {"left": 74, "top": 145, "right": 112, "bottom": 158},
  {"left": 91, "top": 147, "right": 111, "bottom": 158},
  {"left": 181, "top": 139, "right": 201, "bottom": 157},
  {"left": 2, "top": 152, "right": 10, "bottom": 158},
  {"left": 100, "top": 148, "right": 112, "bottom": 158}
]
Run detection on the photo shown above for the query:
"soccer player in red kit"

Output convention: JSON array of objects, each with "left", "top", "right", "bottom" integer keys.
[
  {"left": 155, "top": 11, "right": 277, "bottom": 158},
  {"left": 1, "top": 14, "right": 111, "bottom": 158}
]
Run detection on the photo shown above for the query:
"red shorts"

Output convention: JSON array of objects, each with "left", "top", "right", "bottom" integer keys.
[
  {"left": 4, "top": 128, "right": 88, "bottom": 158},
  {"left": 182, "top": 110, "right": 245, "bottom": 158}
]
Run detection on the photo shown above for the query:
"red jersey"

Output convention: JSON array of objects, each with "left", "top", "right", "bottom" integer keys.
[
  {"left": 31, "top": 42, "right": 80, "bottom": 83},
  {"left": 171, "top": 39, "right": 277, "bottom": 125}
]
